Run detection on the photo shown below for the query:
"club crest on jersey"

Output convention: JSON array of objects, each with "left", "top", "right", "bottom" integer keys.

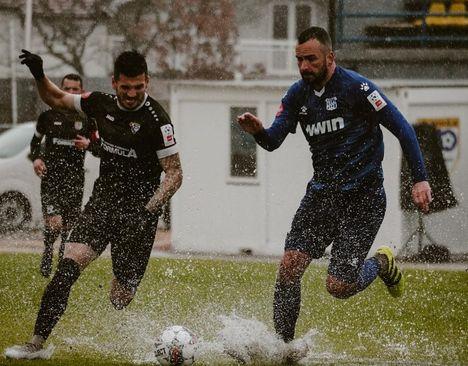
[
  {"left": 74, "top": 121, "right": 83, "bottom": 130},
  {"left": 129, "top": 122, "right": 141, "bottom": 134},
  {"left": 325, "top": 97, "right": 337, "bottom": 111},
  {"left": 299, "top": 106, "right": 308, "bottom": 115}
]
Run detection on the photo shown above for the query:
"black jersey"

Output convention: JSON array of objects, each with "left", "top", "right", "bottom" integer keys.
[
  {"left": 30, "top": 109, "right": 95, "bottom": 173},
  {"left": 74, "top": 92, "right": 178, "bottom": 203}
]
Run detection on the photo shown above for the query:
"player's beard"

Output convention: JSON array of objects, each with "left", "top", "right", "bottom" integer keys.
[{"left": 300, "top": 65, "right": 327, "bottom": 89}]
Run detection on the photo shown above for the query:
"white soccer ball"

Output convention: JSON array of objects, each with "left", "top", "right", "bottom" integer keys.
[{"left": 154, "top": 325, "right": 198, "bottom": 365}]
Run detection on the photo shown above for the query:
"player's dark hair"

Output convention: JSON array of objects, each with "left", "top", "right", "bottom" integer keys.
[
  {"left": 297, "top": 26, "right": 332, "bottom": 50},
  {"left": 61, "top": 73, "right": 83, "bottom": 88},
  {"left": 114, "top": 50, "right": 148, "bottom": 79}
]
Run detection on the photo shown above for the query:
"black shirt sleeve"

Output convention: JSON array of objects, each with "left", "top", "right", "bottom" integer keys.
[{"left": 30, "top": 111, "right": 48, "bottom": 161}]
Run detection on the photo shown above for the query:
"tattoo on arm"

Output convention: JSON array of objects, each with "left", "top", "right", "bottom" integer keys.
[{"left": 146, "top": 153, "right": 183, "bottom": 213}]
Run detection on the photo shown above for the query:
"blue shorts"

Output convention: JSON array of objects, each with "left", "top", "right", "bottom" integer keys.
[{"left": 285, "top": 180, "right": 386, "bottom": 283}]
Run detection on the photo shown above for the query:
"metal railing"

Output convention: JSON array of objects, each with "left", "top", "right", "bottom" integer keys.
[{"left": 336, "top": 0, "right": 468, "bottom": 46}]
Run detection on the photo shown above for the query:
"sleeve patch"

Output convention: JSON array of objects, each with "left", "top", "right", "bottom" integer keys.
[
  {"left": 367, "top": 90, "right": 387, "bottom": 111},
  {"left": 160, "top": 124, "right": 175, "bottom": 147}
]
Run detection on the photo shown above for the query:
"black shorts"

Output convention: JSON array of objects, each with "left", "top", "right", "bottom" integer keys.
[
  {"left": 285, "top": 180, "right": 386, "bottom": 283},
  {"left": 67, "top": 196, "right": 159, "bottom": 291},
  {"left": 41, "top": 172, "right": 84, "bottom": 225}
]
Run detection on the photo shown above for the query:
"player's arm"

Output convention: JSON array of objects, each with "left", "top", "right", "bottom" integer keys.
[
  {"left": 237, "top": 85, "right": 299, "bottom": 151},
  {"left": 368, "top": 92, "right": 432, "bottom": 212},
  {"left": 145, "top": 153, "right": 183, "bottom": 213},
  {"left": 30, "top": 112, "right": 47, "bottom": 177},
  {"left": 19, "top": 50, "right": 75, "bottom": 111}
]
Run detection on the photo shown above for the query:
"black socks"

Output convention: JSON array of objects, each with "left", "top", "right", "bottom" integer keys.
[
  {"left": 273, "top": 280, "right": 302, "bottom": 343},
  {"left": 34, "top": 258, "right": 81, "bottom": 340}
]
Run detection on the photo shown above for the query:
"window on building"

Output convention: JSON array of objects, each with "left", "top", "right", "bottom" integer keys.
[
  {"left": 296, "top": 4, "right": 312, "bottom": 37},
  {"left": 273, "top": 2, "right": 314, "bottom": 40},
  {"left": 273, "top": 5, "right": 289, "bottom": 39},
  {"left": 230, "top": 107, "right": 257, "bottom": 178}
]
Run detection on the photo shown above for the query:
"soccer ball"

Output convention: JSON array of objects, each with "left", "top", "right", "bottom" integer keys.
[{"left": 154, "top": 325, "right": 198, "bottom": 365}]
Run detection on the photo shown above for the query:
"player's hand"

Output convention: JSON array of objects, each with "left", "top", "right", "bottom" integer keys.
[
  {"left": 412, "top": 180, "right": 432, "bottom": 213},
  {"left": 137, "top": 206, "right": 160, "bottom": 231},
  {"left": 74, "top": 135, "right": 90, "bottom": 150},
  {"left": 19, "top": 49, "right": 45, "bottom": 80},
  {"left": 237, "top": 112, "right": 264, "bottom": 135},
  {"left": 33, "top": 158, "right": 47, "bottom": 177}
]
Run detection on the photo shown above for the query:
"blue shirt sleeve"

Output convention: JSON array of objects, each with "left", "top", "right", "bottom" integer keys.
[
  {"left": 254, "top": 82, "right": 301, "bottom": 151},
  {"left": 356, "top": 81, "right": 428, "bottom": 183}
]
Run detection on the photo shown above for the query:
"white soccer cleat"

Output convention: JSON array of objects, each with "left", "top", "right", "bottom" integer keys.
[{"left": 4, "top": 343, "right": 55, "bottom": 360}]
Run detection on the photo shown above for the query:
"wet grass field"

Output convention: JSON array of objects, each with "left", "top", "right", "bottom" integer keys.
[{"left": 0, "top": 253, "right": 466, "bottom": 365}]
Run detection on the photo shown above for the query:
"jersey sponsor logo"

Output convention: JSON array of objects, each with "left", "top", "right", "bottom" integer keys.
[
  {"left": 52, "top": 137, "right": 74, "bottom": 146},
  {"left": 325, "top": 97, "right": 337, "bottom": 111},
  {"left": 100, "top": 137, "right": 138, "bottom": 158},
  {"left": 161, "top": 124, "right": 175, "bottom": 147},
  {"left": 367, "top": 90, "right": 387, "bottom": 111},
  {"left": 299, "top": 105, "right": 308, "bottom": 115},
  {"left": 360, "top": 82, "right": 370, "bottom": 91},
  {"left": 129, "top": 121, "right": 141, "bottom": 134},
  {"left": 53, "top": 121, "right": 62, "bottom": 126},
  {"left": 275, "top": 103, "right": 284, "bottom": 117},
  {"left": 74, "top": 121, "right": 83, "bottom": 130},
  {"left": 305, "top": 117, "right": 345, "bottom": 136},
  {"left": 106, "top": 114, "right": 115, "bottom": 121}
]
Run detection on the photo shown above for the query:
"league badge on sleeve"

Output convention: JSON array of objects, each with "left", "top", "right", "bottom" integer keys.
[
  {"left": 74, "top": 121, "right": 83, "bottom": 130},
  {"left": 161, "top": 124, "right": 175, "bottom": 146},
  {"left": 367, "top": 90, "right": 387, "bottom": 111}
]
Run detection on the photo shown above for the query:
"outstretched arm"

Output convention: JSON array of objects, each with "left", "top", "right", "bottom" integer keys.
[
  {"left": 378, "top": 103, "right": 433, "bottom": 212},
  {"left": 19, "top": 50, "right": 75, "bottom": 111},
  {"left": 237, "top": 112, "right": 291, "bottom": 151},
  {"left": 145, "top": 153, "right": 183, "bottom": 213}
]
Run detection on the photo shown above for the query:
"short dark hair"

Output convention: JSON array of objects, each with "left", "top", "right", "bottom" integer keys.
[
  {"left": 114, "top": 50, "right": 148, "bottom": 79},
  {"left": 61, "top": 73, "right": 83, "bottom": 88},
  {"left": 297, "top": 26, "right": 332, "bottom": 50}
]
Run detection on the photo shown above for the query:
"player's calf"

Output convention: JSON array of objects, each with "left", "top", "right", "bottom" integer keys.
[
  {"left": 325, "top": 275, "right": 357, "bottom": 299},
  {"left": 110, "top": 277, "right": 136, "bottom": 310}
]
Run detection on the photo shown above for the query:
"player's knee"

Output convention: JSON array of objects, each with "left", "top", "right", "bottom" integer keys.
[
  {"left": 46, "top": 215, "right": 63, "bottom": 231},
  {"left": 278, "top": 251, "right": 311, "bottom": 284},
  {"left": 326, "top": 276, "right": 355, "bottom": 299}
]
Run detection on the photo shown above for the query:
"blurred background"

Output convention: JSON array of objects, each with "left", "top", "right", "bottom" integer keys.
[{"left": 0, "top": 0, "right": 466, "bottom": 261}]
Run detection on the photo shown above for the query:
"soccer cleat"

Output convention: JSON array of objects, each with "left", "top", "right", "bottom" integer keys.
[
  {"left": 284, "top": 338, "right": 309, "bottom": 363},
  {"left": 376, "top": 246, "right": 404, "bottom": 298},
  {"left": 40, "top": 245, "right": 53, "bottom": 277},
  {"left": 4, "top": 343, "right": 55, "bottom": 360}
]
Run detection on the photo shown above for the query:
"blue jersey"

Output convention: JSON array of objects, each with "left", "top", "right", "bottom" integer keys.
[{"left": 254, "top": 66, "right": 427, "bottom": 190}]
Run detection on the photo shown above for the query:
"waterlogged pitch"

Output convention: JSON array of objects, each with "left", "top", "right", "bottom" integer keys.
[{"left": 0, "top": 253, "right": 466, "bottom": 365}]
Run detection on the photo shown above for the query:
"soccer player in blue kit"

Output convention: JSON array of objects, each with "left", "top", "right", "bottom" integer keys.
[{"left": 238, "top": 27, "right": 433, "bottom": 353}]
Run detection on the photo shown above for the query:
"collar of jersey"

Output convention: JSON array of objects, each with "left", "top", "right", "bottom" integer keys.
[
  {"left": 116, "top": 93, "right": 148, "bottom": 111},
  {"left": 313, "top": 87, "right": 325, "bottom": 97}
]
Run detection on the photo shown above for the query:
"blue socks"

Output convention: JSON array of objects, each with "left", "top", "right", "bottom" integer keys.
[{"left": 356, "top": 257, "right": 380, "bottom": 292}]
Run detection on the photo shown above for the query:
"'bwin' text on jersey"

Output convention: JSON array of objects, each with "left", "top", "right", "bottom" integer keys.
[{"left": 305, "top": 117, "right": 345, "bottom": 136}]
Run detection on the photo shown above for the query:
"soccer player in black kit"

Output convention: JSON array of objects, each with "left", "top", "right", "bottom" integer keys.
[
  {"left": 30, "top": 73, "right": 98, "bottom": 278},
  {"left": 5, "top": 49, "right": 183, "bottom": 360},
  {"left": 238, "top": 27, "right": 433, "bottom": 361}
]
